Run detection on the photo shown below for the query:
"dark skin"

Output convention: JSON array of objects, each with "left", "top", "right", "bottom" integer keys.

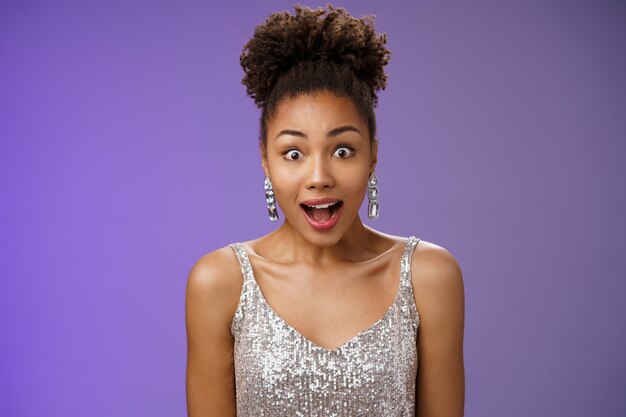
[{"left": 186, "top": 91, "right": 465, "bottom": 416}]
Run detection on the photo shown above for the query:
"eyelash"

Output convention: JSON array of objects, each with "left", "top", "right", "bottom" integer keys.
[
  {"left": 283, "top": 149, "right": 303, "bottom": 160},
  {"left": 334, "top": 146, "right": 355, "bottom": 159},
  {"left": 282, "top": 146, "right": 355, "bottom": 161}
]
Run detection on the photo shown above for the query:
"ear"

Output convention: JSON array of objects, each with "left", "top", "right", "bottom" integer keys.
[
  {"left": 260, "top": 143, "right": 270, "bottom": 177},
  {"left": 369, "top": 140, "right": 378, "bottom": 173}
]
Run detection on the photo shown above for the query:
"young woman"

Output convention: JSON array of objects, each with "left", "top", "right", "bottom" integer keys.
[{"left": 186, "top": 5, "right": 465, "bottom": 416}]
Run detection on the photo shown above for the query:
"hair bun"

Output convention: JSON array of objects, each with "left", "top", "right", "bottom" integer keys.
[{"left": 241, "top": 4, "right": 391, "bottom": 108}]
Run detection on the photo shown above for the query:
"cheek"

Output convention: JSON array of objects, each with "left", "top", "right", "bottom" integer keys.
[
  {"left": 269, "top": 174, "right": 300, "bottom": 208},
  {"left": 265, "top": 158, "right": 294, "bottom": 199},
  {"left": 346, "top": 180, "right": 369, "bottom": 205},
  {"left": 337, "top": 169, "right": 370, "bottom": 207}
]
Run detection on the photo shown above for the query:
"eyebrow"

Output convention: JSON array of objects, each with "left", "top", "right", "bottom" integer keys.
[{"left": 274, "top": 125, "right": 361, "bottom": 140}]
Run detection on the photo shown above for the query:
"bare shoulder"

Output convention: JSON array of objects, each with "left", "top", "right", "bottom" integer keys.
[
  {"left": 411, "top": 239, "right": 464, "bottom": 293},
  {"left": 186, "top": 244, "right": 242, "bottom": 416},
  {"left": 411, "top": 240, "right": 465, "bottom": 416},
  {"left": 185, "top": 244, "right": 244, "bottom": 330},
  {"left": 410, "top": 239, "right": 465, "bottom": 324}
]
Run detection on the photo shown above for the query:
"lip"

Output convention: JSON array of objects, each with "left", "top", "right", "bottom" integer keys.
[
  {"left": 300, "top": 200, "right": 343, "bottom": 231},
  {"left": 300, "top": 197, "right": 342, "bottom": 206}
]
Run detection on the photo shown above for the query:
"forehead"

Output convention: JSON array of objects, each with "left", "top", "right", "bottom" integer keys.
[{"left": 268, "top": 92, "right": 365, "bottom": 133}]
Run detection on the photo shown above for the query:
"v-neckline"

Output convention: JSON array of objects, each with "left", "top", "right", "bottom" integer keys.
[{"left": 238, "top": 237, "right": 414, "bottom": 353}]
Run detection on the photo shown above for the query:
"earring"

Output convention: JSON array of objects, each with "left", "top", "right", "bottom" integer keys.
[
  {"left": 367, "top": 172, "right": 379, "bottom": 220},
  {"left": 264, "top": 176, "right": 279, "bottom": 222}
]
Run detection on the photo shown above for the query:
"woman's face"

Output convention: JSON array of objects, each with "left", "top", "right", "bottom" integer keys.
[{"left": 262, "top": 91, "right": 377, "bottom": 246}]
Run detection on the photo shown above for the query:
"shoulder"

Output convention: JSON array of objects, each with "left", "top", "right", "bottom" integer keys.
[
  {"left": 410, "top": 239, "right": 465, "bottom": 319},
  {"left": 186, "top": 245, "right": 241, "bottom": 414},
  {"left": 411, "top": 239, "right": 463, "bottom": 287},
  {"left": 185, "top": 244, "right": 244, "bottom": 328},
  {"left": 187, "top": 244, "right": 243, "bottom": 296},
  {"left": 410, "top": 239, "right": 465, "bottom": 415}
]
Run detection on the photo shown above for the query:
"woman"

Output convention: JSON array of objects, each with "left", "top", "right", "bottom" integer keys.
[{"left": 186, "top": 5, "right": 464, "bottom": 416}]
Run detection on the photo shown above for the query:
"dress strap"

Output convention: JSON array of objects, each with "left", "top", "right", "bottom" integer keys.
[
  {"left": 400, "top": 236, "right": 421, "bottom": 286},
  {"left": 228, "top": 242, "right": 254, "bottom": 284}
]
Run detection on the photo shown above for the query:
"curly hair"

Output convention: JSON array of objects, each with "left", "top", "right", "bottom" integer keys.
[{"left": 240, "top": 4, "right": 391, "bottom": 153}]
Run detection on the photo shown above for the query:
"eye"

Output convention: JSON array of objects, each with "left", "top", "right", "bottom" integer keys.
[
  {"left": 283, "top": 149, "right": 304, "bottom": 161},
  {"left": 333, "top": 146, "right": 354, "bottom": 159}
]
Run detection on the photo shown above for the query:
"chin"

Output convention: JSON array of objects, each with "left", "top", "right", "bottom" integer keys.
[{"left": 301, "top": 216, "right": 358, "bottom": 248}]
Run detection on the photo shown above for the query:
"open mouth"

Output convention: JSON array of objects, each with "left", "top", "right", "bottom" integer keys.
[{"left": 300, "top": 201, "right": 343, "bottom": 223}]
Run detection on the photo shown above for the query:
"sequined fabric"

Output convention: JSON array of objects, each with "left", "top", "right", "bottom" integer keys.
[{"left": 228, "top": 236, "right": 421, "bottom": 416}]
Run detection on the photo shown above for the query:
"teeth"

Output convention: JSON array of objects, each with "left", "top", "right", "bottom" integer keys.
[{"left": 304, "top": 201, "right": 339, "bottom": 209}]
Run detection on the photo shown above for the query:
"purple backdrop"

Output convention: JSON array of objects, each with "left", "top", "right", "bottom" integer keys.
[{"left": 1, "top": 0, "right": 625, "bottom": 416}]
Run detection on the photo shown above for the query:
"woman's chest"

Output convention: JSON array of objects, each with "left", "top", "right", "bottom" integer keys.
[
  {"left": 247, "top": 254, "right": 403, "bottom": 351},
  {"left": 232, "top": 284, "right": 419, "bottom": 416}
]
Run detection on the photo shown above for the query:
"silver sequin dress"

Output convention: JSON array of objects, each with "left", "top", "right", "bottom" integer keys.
[{"left": 228, "top": 236, "right": 421, "bottom": 416}]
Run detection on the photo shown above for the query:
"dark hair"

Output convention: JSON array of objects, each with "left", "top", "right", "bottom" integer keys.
[{"left": 240, "top": 4, "right": 391, "bottom": 155}]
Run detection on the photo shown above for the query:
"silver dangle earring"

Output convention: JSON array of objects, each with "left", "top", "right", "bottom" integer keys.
[
  {"left": 367, "top": 172, "right": 379, "bottom": 220},
  {"left": 264, "top": 176, "right": 279, "bottom": 222}
]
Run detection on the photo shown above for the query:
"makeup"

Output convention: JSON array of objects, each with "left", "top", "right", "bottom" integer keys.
[{"left": 300, "top": 199, "right": 343, "bottom": 231}]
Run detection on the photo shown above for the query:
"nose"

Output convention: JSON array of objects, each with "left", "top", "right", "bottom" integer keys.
[{"left": 305, "top": 154, "right": 335, "bottom": 190}]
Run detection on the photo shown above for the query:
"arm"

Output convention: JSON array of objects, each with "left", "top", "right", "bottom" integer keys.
[
  {"left": 412, "top": 243, "right": 465, "bottom": 417},
  {"left": 185, "top": 248, "right": 241, "bottom": 417}
]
